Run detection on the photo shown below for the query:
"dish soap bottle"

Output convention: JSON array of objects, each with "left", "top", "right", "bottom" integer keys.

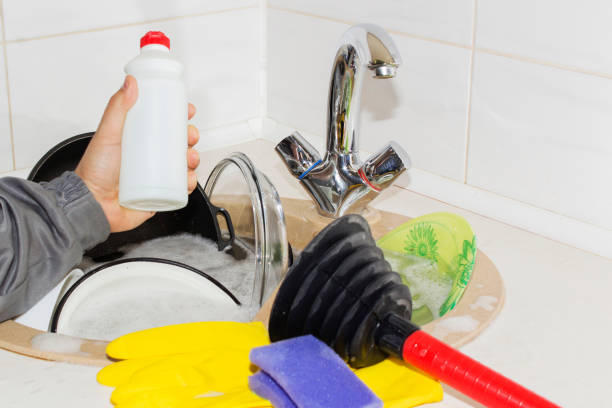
[{"left": 119, "top": 31, "right": 188, "bottom": 211}]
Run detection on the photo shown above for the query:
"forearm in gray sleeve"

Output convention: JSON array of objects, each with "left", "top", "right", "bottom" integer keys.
[{"left": 0, "top": 171, "right": 110, "bottom": 321}]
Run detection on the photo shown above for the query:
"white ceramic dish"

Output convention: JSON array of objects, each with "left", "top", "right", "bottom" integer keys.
[{"left": 50, "top": 258, "right": 240, "bottom": 341}]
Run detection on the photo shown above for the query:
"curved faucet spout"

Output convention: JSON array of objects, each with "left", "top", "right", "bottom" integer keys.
[
  {"left": 327, "top": 24, "right": 402, "bottom": 156},
  {"left": 275, "top": 24, "right": 410, "bottom": 218}
]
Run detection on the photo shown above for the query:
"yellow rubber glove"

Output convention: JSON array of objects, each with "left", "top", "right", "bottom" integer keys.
[
  {"left": 98, "top": 321, "right": 442, "bottom": 408},
  {"left": 99, "top": 322, "right": 270, "bottom": 407},
  {"left": 355, "top": 358, "right": 442, "bottom": 408},
  {"left": 104, "top": 321, "right": 270, "bottom": 360}
]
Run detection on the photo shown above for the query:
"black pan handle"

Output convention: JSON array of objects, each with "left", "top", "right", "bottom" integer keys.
[{"left": 210, "top": 205, "right": 235, "bottom": 251}]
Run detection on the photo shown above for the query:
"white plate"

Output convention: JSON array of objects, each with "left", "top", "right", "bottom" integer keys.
[{"left": 51, "top": 258, "right": 241, "bottom": 341}]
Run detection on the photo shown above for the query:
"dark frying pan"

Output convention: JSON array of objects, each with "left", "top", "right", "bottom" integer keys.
[{"left": 28, "top": 132, "right": 235, "bottom": 262}]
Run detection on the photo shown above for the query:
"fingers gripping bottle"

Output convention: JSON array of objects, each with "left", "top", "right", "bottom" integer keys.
[{"left": 119, "top": 31, "right": 188, "bottom": 211}]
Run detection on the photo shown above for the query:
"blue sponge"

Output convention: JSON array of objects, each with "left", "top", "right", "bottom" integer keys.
[
  {"left": 249, "top": 372, "right": 297, "bottom": 408},
  {"left": 249, "top": 335, "right": 382, "bottom": 408}
]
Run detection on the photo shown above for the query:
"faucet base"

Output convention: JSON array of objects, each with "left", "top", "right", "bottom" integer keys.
[
  {"left": 274, "top": 24, "right": 410, "bottom": 219},
  {"left": 304, "top": 202, "right": 382, "bottom": 226}
]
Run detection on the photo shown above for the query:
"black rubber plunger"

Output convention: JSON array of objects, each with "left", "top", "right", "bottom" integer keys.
[{"left": 269, "top": 215, "right": 560, "bottom": 408}]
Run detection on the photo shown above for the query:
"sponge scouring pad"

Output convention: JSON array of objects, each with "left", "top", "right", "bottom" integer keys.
[
  {"left": 249, "top": 372, "right": 297, "bottom": 408},
  {"left": 249, "top": 335, "right": 382, "bottom": 408}
]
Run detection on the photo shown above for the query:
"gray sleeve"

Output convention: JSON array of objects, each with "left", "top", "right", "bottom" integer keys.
[{"left": 0, "top": 171, "right": 110, "bottom": 321}]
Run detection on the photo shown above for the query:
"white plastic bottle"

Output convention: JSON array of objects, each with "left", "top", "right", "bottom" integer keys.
[{"left": 119, "top": 31, "right": 188, "bottom": 211}]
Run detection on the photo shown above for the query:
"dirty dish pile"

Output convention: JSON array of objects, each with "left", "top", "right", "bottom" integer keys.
[{"left": 27, "top": 134, "right": 290, "bottom": 340}]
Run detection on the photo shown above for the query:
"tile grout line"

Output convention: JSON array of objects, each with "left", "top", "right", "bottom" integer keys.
[
  {"left": 259, "top": 0, "right": 268, "bottom": 131},
  {"left": 463, "top": 0, "right": 478, "bottom": 184},
  {"left": 263, "top": 117, "right": 612, "bottom": 233},
  {"left": 197, "top": 117, "right": 261, "bottom": 133},
  {"left": 247, "top": 133, "right": 612, "bottom": 259},
  {"left": 0, "top": 0, "right": 16, "bottom": 170},
  {"left": 476, "top": 47, "right": 612, "bottom": 80},
  {"left": 3, "top": 5, "right": 258, "bottom": 44},
  {"left": 269, "top": 6, "right": 472, "bottom": 50},
  {"left": 267, "top": 116, "right": 477, "bottom": 184},
  {"left": 392, "top": 183, "right": 612, "bottom": 260},
  {"left": 385, "top": 28, "right": 470, "bottom": 50},
  {"left": 0, "top": 165, "right": 29, "bottom": 173},
  {"left": 0, "top": 117, "right": 263, "bottom": 175},
  {"left": 2, "top": 8, "right": 612, "bottom": 77},
  {"left": 271, "top": 6, "right": 612, "bottom": 81},
  {"left": 3, "top": 5, "right": 610, "bottom": 81},
  {"left": 2, "top": 114, "right": 611, "bottom": 240},
  {"left": 404, "top": 166, "right": 612, "bottom": 232}
]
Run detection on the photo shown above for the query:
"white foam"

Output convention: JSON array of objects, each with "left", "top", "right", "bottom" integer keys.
[
  {"left": 30, "top": 332, "right": 88, "bottom": 355},
  {"left": 384, "top": 251, "right": 453, "bottom": 318},
  {"left": 431, "top": 315, "right": 480, "bottom": 339},
  {"left": 91, "top": 233, "right": 258, "bottom": 307},
  {"left": 470, "top": 295, "right": 498, "bottom": 312},
  {"left": 57, "top": 233, "right": 261, "bottom": 341},
  {"left": 63, "top": 288, "right": 245, "bottom": 341}
]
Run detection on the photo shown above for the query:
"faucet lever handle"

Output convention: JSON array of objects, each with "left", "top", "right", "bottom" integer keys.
[
  {"left": 275, "top": 132, "right": 322, "bottom": 179},
  {"left": 361, "top": 142, "right": 411, "bottom": 190}
]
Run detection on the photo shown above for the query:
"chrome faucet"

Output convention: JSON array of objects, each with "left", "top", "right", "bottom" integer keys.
[{"left": 275, "top": 24, "right": 411, "bottom": 218}]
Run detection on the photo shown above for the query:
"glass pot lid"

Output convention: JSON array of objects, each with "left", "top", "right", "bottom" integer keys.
[{"left": 205, "top": 153, "right": 289, "bottom": 314}]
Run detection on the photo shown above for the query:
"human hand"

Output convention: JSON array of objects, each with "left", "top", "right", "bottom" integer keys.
[{"left": 75, "top": 75, "right": 201, "bottom": 233}]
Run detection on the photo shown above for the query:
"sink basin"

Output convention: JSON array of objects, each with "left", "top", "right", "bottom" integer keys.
[{"left": 1, "top": 197, "right": 504, "bottom": 366}]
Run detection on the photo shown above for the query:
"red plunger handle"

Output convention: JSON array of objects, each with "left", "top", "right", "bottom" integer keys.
[{"left": 402, "top": 330, "right": 560, "bottom": 408}]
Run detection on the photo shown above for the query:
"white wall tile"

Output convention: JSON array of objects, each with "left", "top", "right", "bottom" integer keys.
[
  {"left": 194, "top": 121, "right": 256, "bottom": 152},
  {"left": 268, "top": 10, "right": 471, "bottom": 180},
  {"left": 7, "top": 9, "right": 259, "bottom": 169},
  {"left": 468, "top": 52, "right": 612, "bottom": 230},
  {"left": 267, "top": 10, "right": 345, "bottom": 139},
  {"left": 0, "top": 168, "right": 30, "bottom": 179},
  {"left": 476, "top": 0, "right": 612, "bottom": 75},
  {"left": 3, "top": 0, "right": 257, "bottom": 41},
  {"left": 0, "top": 50, "right": 13, "bottom": 173},
  {"left": 269, "top": 0, "right": 474, "bottom": 46}
]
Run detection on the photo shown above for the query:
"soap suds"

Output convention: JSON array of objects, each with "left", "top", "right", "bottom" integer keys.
[
  {"left": 470, "top": 295, "right": 498, "bottom": 312},
  {"left": 31, "top": 333, "right": 89, "bottom": 356},
  {"left": 431, "top": 315, "right": 480, "bottom": 339},
  {"left": 62, "top": 288, "right": 246, "bottom": 341},
  {"left": 58, "top": 233, "right": 260, "bottom": 341},
  {"left": 83, "top": 233, "right": 257, "bottom": 307},
  {"left": 383, "top": 250, "right": 453, "bottom": 321}
]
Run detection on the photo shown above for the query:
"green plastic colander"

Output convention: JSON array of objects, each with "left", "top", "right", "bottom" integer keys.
[{"left": 376, "top": 212, "right": 476, "bottom": 325}]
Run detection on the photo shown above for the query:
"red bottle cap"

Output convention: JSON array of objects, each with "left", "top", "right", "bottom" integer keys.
[{"left": 140, "top": 31, "right": 170, "bottom": 49}]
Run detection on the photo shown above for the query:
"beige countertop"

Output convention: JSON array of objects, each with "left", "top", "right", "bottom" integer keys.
[{"left": 1, "top": 139, "right": 610, "bottom": 407}]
